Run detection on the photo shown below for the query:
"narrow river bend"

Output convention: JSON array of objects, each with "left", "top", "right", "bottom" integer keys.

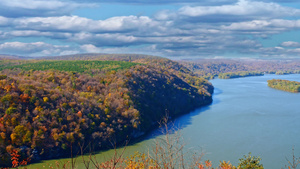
[{"left": 27, "top": 74, "right": 300, "bottom": 169}]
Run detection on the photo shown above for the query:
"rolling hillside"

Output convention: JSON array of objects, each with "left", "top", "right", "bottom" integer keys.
[{"left": 0, "top": 54, "right": 213, "bottom": 167}]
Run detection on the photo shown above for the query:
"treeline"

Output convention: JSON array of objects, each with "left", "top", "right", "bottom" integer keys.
[
  {"left": 267, "top": 79, "right": 300, "bottom": 93},
  {"left": 218, "top": 71, "right": 264, "bottom": 79},
  {"left": 5, "top": 60, "right": 139, "bottom": 74},
  {"left": 180, "top": 59, "right": 300, "bottom": 79},
  {"left": 39, "top": 53, "right": 161, "bottom": 63},
  {"left": 275, "top": 70, "right": 300, "bottom": 75},
  {"left": 0, "top": 56, "right": 213, "bottom": 167}
]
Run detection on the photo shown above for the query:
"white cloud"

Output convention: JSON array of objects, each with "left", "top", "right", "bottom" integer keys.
[
  {"left": 70, "top": 0, "right": 237, "bottom": 5},
  {"left": 287, "top": 48, "right": 300, "bottom": 53},
  {"left": 1, "top": 0, "right": 71, "bottom": 10},
  {"left": 0, "top": 0, "right": 300, "bottom": 58},
  {"left": 178, "top": 0, "right": 300, "bottom": 18},
  {"left": 0, "top": 42, "right": 79, "bottom": 56},
  {"left": 0, "top": 16, "right": 9, "bottom": 26},
  {"left": 79, "top": 44, "right": 166, "bottom": 57},
  {"left": 0, "top": 0, "right": 96, "bottom": 17},
  {"left": 223, "top": 20, "right": 271, "bottom": 30},
  {"left": 252, "top": 45, "right": 300, "bottom": 58},
  {"left": 155, "top": 0, "right": 300, "bottom": 23},
  {"left": 70, "top": 32, "right": 139, "bottom": 46},
  {"left": 9, "top": 31, "right": 53, "bottom": 37},
  {"left": 0, "top": 42, "right": 48, "bottom": 52},
  {"left": 80, "top": 44, "right": 102, "bottom": 53},
  {"left": 281, "top": 41, "right": 300, "bottom": 48},
  {"left": 12, "top": 15, "right": 160, "bottom": 34},
  {"left": 223, "top": 19, "right": 300, "bottom": 34},
  {"left": 69, "top": 0, "right": 300, "bottom": 5}
]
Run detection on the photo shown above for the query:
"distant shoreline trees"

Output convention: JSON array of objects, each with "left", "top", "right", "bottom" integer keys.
[
  {"left": 267, "top": 79, "right": 300, "bottom": 93},
  {"left": 218, "top": 71, "right": 264, "bottom": 79},
  {"left": 180, "top": 59, "right": 300, "bottom": 79}
]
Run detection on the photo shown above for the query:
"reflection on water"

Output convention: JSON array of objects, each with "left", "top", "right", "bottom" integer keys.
[
  {"left": 175, "top": 74, "right": 300, "bottom": 168},
  {"left": 27, "top": 74, "right": 300, "bottom": 168}
]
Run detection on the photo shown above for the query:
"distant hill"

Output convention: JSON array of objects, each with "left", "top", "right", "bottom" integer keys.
[
  {"left": 40, "top": 53, "right": 161, "bottom": 62},
  {"left": 180, "top": 59, "right": 300, "bottom": 79},
  {"left": 0, "top": 54, "right": 23, "bottom": 60}
]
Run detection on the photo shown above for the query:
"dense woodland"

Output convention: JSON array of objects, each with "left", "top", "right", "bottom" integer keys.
[
  {"left": 0, "top": 54, "right": 213, "bottom": 167},
  {"left": 218, "top": 71, "right": 264, "bottom": 79},
  {"left": 267, "top": 79, "right": 300, "bottom": 93},
  {"left": 1, "top": 54, "right": 300, "bottom": 168},
  {"left": 181, "top": 59, "right": 300, "bottom": 79}
]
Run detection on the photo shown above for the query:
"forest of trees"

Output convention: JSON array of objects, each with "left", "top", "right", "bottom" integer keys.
[
  {"left": 4, "top": 60, "right": 140, "bottom": 73},
  {"left": 267, "top": 79, "right": 300, "bottom": 93},
  {"left": 1, "top": 54, "right": 300, "bottom": 168},
  {"left": 0, "top": 55, "right": 213, "bottom": 167},
  {"left": 218, "top": 71, "right": 264, "bottom": 79},
  {"left": 180, "top": 59, "right": 300, "bottom": 79}
]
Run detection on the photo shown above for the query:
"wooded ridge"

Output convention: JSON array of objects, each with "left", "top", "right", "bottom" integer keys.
[{"left": 0, "top": 54, "right": 213, "bottom": 167}]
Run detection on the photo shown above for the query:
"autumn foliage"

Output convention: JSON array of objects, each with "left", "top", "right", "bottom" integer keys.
[
  {"left": 268, "top": 79, "right": 300, "bottom": 93},
  {"left": 0, "top": 56, "right": 213, "bottom": 167}
]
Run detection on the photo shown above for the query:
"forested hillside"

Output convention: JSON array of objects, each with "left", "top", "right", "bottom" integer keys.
[
  {"left": 0, "top": 54, "right": 213, "bottom": 167},
  {"left": 218, "top": 71, "right": 264, "bottom": 79},
  {"left": 181, "top": 59, "right": 300, "bottom": 79}
]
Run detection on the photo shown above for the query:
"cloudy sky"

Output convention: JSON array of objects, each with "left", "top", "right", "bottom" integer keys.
[{"left": 0, "top": 0, "right": 300, "bottom": 59}]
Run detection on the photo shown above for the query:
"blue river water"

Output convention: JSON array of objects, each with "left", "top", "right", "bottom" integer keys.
[
  {"left": 170, "top": 74, "right": 300, "bottom": 168},
  {"left": 27, "top": 74, "right": 300, "bottom": 169}
]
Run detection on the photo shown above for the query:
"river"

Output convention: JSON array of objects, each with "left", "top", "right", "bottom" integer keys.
[{"left": 26, "top": 74, "right": 300, "bottom": 169}]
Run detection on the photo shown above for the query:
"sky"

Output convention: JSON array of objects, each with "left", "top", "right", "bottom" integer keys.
[{"left": 0, "top": 0, "right": 300, "bottom": 59}]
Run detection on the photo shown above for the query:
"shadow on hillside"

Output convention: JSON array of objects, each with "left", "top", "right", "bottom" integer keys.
[{"left": 139, "top": 87, "right": 223, "bottom": 141}]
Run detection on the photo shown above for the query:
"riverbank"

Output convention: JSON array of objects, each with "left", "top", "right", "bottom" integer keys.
[
  {"left": 0, "top": 55, "right": 214, "bottom": 168},
  {"left": 268, "top": 79, "right": 300, "bottom": 92}
]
